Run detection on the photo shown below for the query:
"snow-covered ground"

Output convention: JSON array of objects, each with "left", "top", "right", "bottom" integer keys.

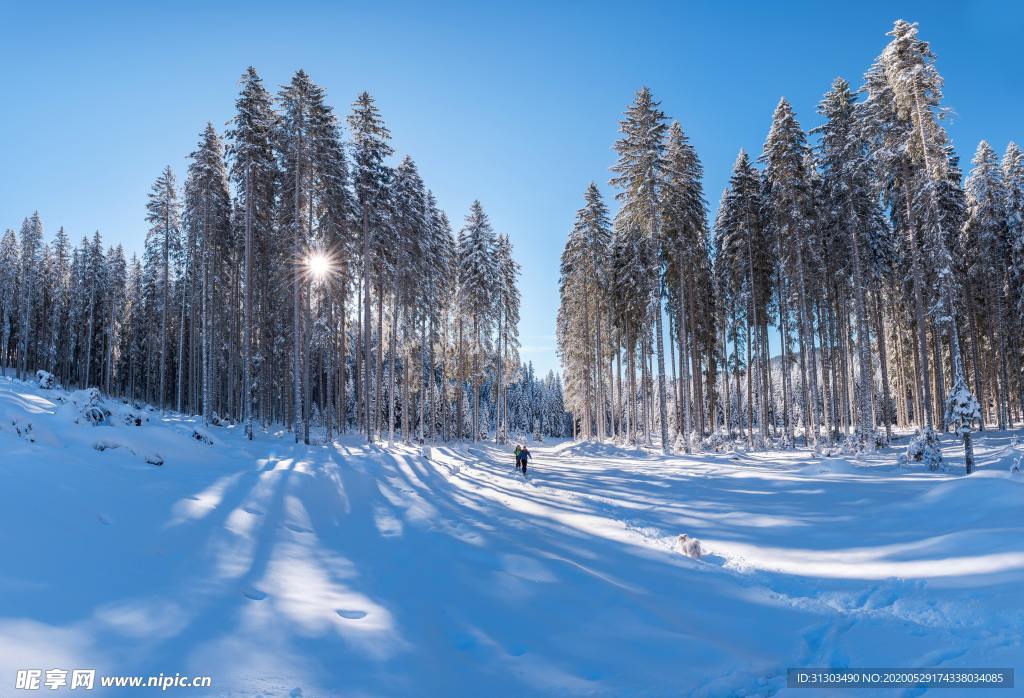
[{"left": 1, "top": 375, "right": 1023, "bottom": 696}]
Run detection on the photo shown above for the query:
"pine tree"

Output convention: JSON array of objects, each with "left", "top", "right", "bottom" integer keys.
[
  {"left": 17, "top": 213, "right": 44, "bottom": 381},
  {"left": 389, "top": 156, "right": 426, "bottom": 444},
  {"left": 557, "top": 183, "right": 611, "bottom": 440},
  {"left": 714, "top": 152, "right": 770, "bottom": 445},
  {"left": 761, "top": 98, "right": 821, "bottom": 447},
  {"left": 964, "top": 141, "right": 1011, "bottom": 430},
  {"left": 185, "top": 123, "right": 232, "bottom": 425},
  {"left": 815, "top": 77, "right": 883, "bottom": 449},
  {"left": 1004, "top": 142, "right": 1024, "bottom": 416},
  {"left": 494, "top": 233, "right": 520, "bottom": 443},
  {"left": 457, "top": 201, "right": 498, "bottom": 441},
  {"left": 278, "top": 70, "right": 321, "bottom": 443},
  {"left": 661, "top": 121, "right": 711, "bottom": 447},
  {"left": 610, "top": 87, "right": 670, "bottom": 451},
  {"left": 226, "top": 66, "right": 277, "bottom": 439},
  {"left": 144, "top": 167, "right": 180, "bottom": 411},
  {"left": 880, "top": 20, "right": 978, "bottom": 471},
  {"left": 0, "top": 228, "right": 20, "bottom": 373},
  {"left": 45, "top": 226, "right": 71, "bottom": 379},
  {"left": 348, "top": 91, "right": 393, "bottom": 442}
]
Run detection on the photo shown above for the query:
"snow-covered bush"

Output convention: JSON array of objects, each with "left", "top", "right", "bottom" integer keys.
[
  {"left": 35, "top": 370, "right": 56, "bottom": 389},
  {"left": 73, "top": 388, "right": 111, "bottom": 426},
  {"left": 120, "top": 411, "right": 145, "bottom": 427},
  {"left": 900, "top": 427, "right": 943, "bottom": 471},
  {"left": 839, "top": 429, "right": 886, "bottom": 456},
  {"left": 145, "top": 453, "right": 164, "bottom": 466},
  {"left": 700, "top": 431, "right": 727, "bottom": 453},
  {"left": 191, "top": 429, "right": 213, "bottom": 446}
]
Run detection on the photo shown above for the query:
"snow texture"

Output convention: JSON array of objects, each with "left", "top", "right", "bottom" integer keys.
[{"left": 1, "top": 375, "right": 1023, "bottom": 696}]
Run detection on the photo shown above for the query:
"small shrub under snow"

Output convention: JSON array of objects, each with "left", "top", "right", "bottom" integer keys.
[
  {"left": 700, "top": 431, "right": 728, "bottom": 453},
  {"left": 72, "top": 388, "right": 111, "bottom": 426},
  {"left": 11, "top": 419, "right": 35, "bottom": 442},
  {"left": 35, "top": 370, "right": 56, "bottom": 390},
  {"left": 900, "top": 427, "right": 944, "bottom": 471}
]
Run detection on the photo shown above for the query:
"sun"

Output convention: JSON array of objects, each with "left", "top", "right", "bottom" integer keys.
[{"left": 307, "top": 253, "right": 330, "bottom": 280}]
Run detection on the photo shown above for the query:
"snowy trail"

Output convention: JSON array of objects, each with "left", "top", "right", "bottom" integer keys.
[{"left": 1, "top": 378, "right": 1023, "bottom": 696}]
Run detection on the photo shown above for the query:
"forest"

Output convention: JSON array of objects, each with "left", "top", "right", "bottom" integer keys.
[
  {"left": 0, "top": 70, "right": 571, "bottom": 445},
  {"left": 557, "top": 20, "right": 1022, "bottom": 472}
]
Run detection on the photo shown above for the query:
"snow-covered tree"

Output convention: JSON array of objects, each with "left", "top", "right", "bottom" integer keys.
[{"left": 144, "top": 167, "right": 180, "bottom": 411}]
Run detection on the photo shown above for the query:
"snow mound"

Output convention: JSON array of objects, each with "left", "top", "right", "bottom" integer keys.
[
  {"left": 35, "top": 370, "right": 55, "bottom": 389},
  {"left": 69, "top": 388, "right": 111, "bottom": 426}
]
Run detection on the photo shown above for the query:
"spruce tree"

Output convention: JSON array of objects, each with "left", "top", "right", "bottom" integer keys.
[
  {"left": 610, "top": 87, "right": 670, "bottom": 451},
  {"left": 17, "top": 213, "right": 44, "bottom": 381},
  {"left": 226, "top": 66, "right": 277, "bottom": 439},
  {"left": 348, "top": 91, "right": 393, "bottom": 442},
  {"left": 144, "top": 167, "right": 180, "bottom": 411}
]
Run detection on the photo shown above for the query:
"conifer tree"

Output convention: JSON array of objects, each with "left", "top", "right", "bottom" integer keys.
[
  {"left": 610, "top": 87, "right": 670, "bottom": 451},
  {"left": 144, "top": 167, "right": 180, "bottom": 411},
  {"left": 0, "top": 229, "right": 18, "bottom": 373},
  {"left": 226, "top": 66, "right": 277, "bottom": 439},
  {"left": 661, "top": 121, "right": 711, "bottom": 447},
  {"left": 348, "top": 91, "right": 393, "bottom": 442},
  {"left": 457, "top": 201, "right": 498, "bottom": 441},
  {"left": 17, "top": 213, "right": 44, "bottom": 381},
  {"left": 815, "top": 77, "right": 881, "bottom": 449},
  {"left": 761, "top": 98, "right": 821, "bottom": 447},
  {"left": 184, "top": 123, "right": 232, "bottom": 425}
]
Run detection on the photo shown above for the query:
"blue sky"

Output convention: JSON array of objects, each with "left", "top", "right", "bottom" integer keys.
[{"left": 2, "top": 0, "right": 1021, "bottom": 377}]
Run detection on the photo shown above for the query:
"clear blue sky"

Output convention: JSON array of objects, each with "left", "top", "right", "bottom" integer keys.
[{"left": 2, "top": 0, "right": 1021, "bottom": 377}]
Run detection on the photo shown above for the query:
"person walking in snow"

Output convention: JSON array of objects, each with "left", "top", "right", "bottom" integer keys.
[{"left": 516, "top": 445, "right": 532, "bottom": 476}]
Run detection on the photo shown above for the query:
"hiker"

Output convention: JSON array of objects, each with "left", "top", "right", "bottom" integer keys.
[{"left": 517, "top": 445, "right": 532, "bottom": 476}]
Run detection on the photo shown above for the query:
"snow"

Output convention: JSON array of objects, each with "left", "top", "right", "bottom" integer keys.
[{"left": 1, "top": 375, "right": 1023, "bottom": 696}]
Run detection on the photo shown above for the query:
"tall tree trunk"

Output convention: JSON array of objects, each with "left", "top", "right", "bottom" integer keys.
[
  {"left": 362, "top": 209, "right": 372, "bottom": 442},
  {"left": 874, "top": 291, "right": 893, "bottom": 443},
  {"left": 653, "top": 290, "right": 670, "bottom": 453},
  {"left": 388, "top": 284, "right": 398, "bottom": 446}
]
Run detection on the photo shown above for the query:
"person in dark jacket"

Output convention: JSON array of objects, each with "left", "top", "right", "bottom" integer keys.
[{"left": 516, "top": 445, "right": 532, "bottom": 475}]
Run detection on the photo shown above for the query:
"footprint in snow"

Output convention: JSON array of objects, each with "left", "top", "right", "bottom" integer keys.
[
  {"left": 336, "top": 609, "right": 367, "bottom": 620},
  {"left": 242, "top": 506, "right": 264, "bottom": 516},
  {"left": 242, "top": 588, "right": 268, "bottom": 601},
  {"left": 284, "top": 523, "right": 312, "bottom": 533}
]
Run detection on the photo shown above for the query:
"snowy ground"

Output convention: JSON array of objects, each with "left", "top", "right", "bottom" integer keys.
[{"left": 1, "top": 375, "right": 1023, "bottom": 696}]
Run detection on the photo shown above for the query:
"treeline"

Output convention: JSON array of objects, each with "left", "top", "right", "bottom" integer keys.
[
  {"left": 557, "top": 21, "right": 1022, "bottom": 470},
  {"left": 0, "top": 68, "right": 571, "bottom": 443}
]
